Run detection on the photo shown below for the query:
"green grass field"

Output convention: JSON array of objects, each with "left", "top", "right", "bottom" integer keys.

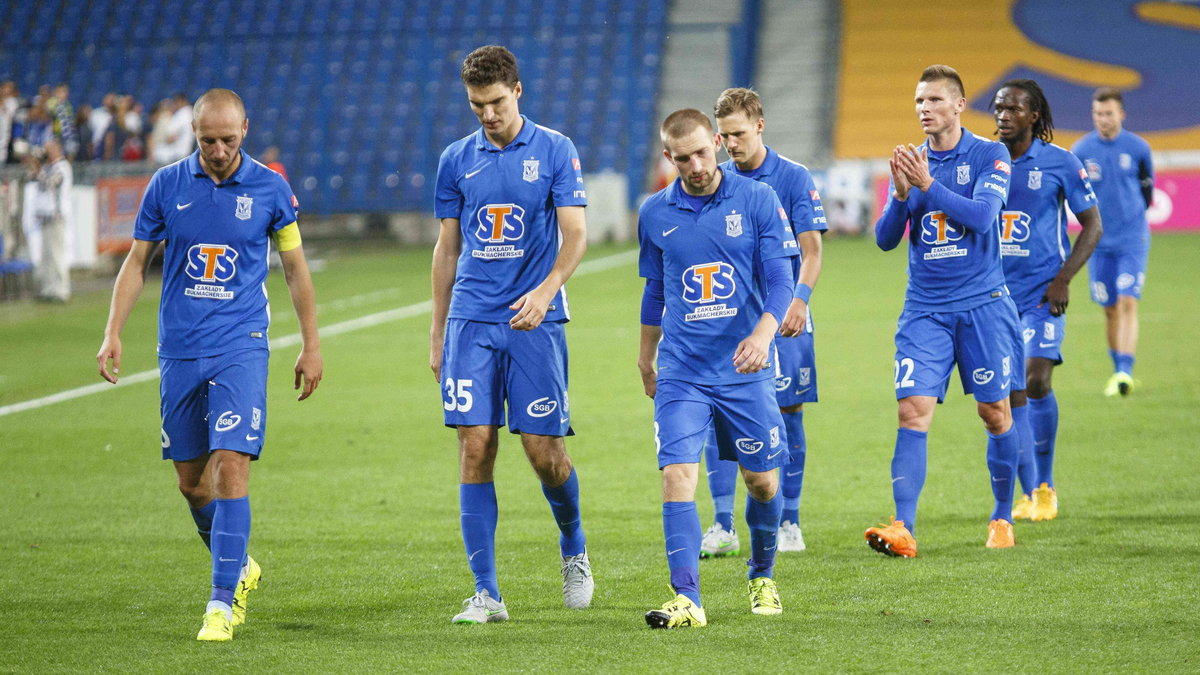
[{"left": 3, "top": 234, "right": 1199, "bottom": 672}]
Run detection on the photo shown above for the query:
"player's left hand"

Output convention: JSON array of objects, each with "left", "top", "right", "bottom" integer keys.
[
  {"left": 1042, "top": 276, "right": 1070, "bottom": 316},
  {"left": 733, "top": 332, "right": 772, "bottom": 374},
  {"left": 779, "top": 298, "right": 808, "bottom": 338},
  {"left": 509, "top": 287, "right": 553, "bottom": 331},
  {"left": 294, "top": 347, "right": 323, "bottom": 400},
  {"left": 897, "top": 144, "right": 934, "bottom": 192}
]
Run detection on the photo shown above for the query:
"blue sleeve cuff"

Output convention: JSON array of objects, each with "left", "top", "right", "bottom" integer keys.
[
  {"left": 793, "top": 282, "right": 812, "bottom": 303},
  {"left": 640, "top": 278, "right": 665, "bottom": 326}
]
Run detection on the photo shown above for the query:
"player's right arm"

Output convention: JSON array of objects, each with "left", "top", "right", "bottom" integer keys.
[
  {"left": 875, "top": 146, "right": 913, "bottom": 251},
  {"left": 96, "top": 239, "right": 158, "bottom": 383},
  {"left": 429, "top": 216, "right": 460, "bottom": 383}
]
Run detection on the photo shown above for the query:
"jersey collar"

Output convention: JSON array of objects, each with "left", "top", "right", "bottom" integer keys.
[
  {"left": 922, "top": 126, "right": 977, "bottom": 160},
  {"left": 474, "top": 114, "right": 535, "bottom": 152},
  {"left": 1013, "top": 137, "right": 1046, "bottom": 163},
  {"left": 666, "top": 167, "right": 735, "bottom": 212},
  {"left": 740, "top": 146, "right": 778, "bottom": 179},
  {"left": 187, "top": 149, "right": 250, "bottom": 185}
]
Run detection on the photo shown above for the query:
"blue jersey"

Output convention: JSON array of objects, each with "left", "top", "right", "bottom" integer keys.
[
  {"left": 720, "top": 146, "right": 826, "bottom": 281},
  {"left": 1001, "top": 139, "right": 1098, "bottom": 312},
  {"left": 1071, "top": 130, "right": 1153, "bottom": 253},
  {"left": 134, "top": 150, "right": 299, "bottom": 359},
  {"left": 877, "top": 129, "right": 1012, "bottom": 312},
  {"left": 638, "top": 171, "right": 799, "bottom": 385},
  {"left": 435, "top": 115, "right": 587, "bottom": 323}
]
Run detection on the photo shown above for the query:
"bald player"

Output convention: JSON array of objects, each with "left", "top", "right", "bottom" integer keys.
[{"left": 96, "top": 88, "right": 323, "bottom": 642}]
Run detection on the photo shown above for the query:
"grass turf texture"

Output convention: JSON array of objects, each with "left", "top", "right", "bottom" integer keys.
[{"left": 2, "top": 235, "right": 1198, "bottom": 672}]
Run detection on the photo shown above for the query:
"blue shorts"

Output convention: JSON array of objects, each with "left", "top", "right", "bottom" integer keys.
[
  {"left": 1020, "top": 303, "right": 1066, "bottom": 365},
  {"left": 654, "top": 378, "right": 787, "bottom": 473},
  {"left": 773, "top": 330, "right": 817, "bottom": 408},
  {"left": 894, "top": 297, "right": 1022, "bottom": 404},
  {"left": 159, "top": 348, "right": 268, "bottom": 462},
  {"left": 440, "top": 319, "right": 572, "bottom": 436},
  {"left": 1088, "top": 249, "right": 1147, "bottom": 307}
]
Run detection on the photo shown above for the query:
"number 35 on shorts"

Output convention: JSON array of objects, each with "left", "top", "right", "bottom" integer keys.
[{"left": 443, "top": 378, "right": 474, "bottom": 411}]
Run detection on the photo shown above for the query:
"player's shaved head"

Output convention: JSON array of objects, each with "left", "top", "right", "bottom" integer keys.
[
  {"left": 193, "top": 88, "right": 246, "bottom": 122},
  {"left": 714, "top": 88, "right": 763, "bottom": 121},
  {"left": 660, "top": 109, "right": 713, "bottom": 147},
  {"left": 920, "top": 64, "right": 965, "bottom": 100}
]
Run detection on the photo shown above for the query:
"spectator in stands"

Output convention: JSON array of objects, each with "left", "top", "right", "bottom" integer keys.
[
  {"left": 47, "top": 84, "right": 78, "bottom": 159},
  {"left": 146, "top": 99, "right": 172, "bottom": 163},
  {"left": 74, "top": 104, "right": 93, "bottom": 161},
  {"left": 118, "top": 95, "right": 146, "bottom": 161},
  {"left": 154, "top": 92, "right": 194, "bottom": 165},
  {"left": 88, "top": 92, "right": 116, "bottom": 159},
  {"left": 261, "top": 146, "right": 288, "bottom": 182},
  {"left": 0, "top": 81, "right": 18, "bottom": 165},
  {"left": 30, "top": 139, "right": 73, "bottom": 302},
  {"left": 24, "top": 100, "right": 53, "bottom": 153}
]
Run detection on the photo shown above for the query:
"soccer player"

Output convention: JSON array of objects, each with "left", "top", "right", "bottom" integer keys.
[
  {"left": 992, "top": 79, "right": 1101, "bottom": 522},
  {"left": 95, "top": 88, "right": 323, "bottom": 641},
  {"left": 1071, "top": 88, "right": 1154, "bottom": 397},
  {"left": 865, "top": 65, "right": 1023, "bottom": 557},
  {"left": 697, "top": 88, "right": 825, "bottom": 557},
  {"left": 430, "top": 45, "right": 592, "bottom": 625},
  {"left": 638, "top": 108, "right": 799, "bottom": 628}
]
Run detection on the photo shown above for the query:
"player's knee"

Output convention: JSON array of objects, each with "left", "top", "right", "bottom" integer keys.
[
  {"left": 779, "top": 403, "right": 803, "bottom": 414},
  {"left": 1026, "top": 371, "right": 1052, "bottom": 399},
  {"left": 897, "top": 399, "right": 932, "bottom": 432},
  {"left": 977, "top": 401, "right": 1010, "bottom": 434},
  {"left": 741, "top": 469, "right": 778, "bottom": 501},
  {"left": 177, "top": 481, "right": 209, "bottom": 507}
]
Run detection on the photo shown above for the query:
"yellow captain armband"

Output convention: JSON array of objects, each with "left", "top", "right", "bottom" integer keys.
[{"left": 272, "top": 222, "right": 302, "bottom": 252}]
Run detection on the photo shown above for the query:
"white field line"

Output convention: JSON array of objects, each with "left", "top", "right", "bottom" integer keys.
[{"left": 0, "top": 249, "right": 638, "bottom": 418}]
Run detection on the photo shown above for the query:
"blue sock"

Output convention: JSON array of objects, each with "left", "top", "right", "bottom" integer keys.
[
  {"left": 703, "top": 427, "right": 738, "bottom": 532},
  {"left": 460, "top": 482, "right": 500, "bottom": 601},
  {"left": 1115, "top": 352, "right": 1135, "bottom": 376},
  {"left": 891, "top": 428, "right": 927, "bottom": 533},
  {"left": 210, "top": 496, "right": 250, "bottom": 602},
  {"left": 987, "top": 426, "right": 1019, "bottom": 522},
  {"left": 542, "top": 467, "right": 586, "bottom": 556},
  {"left": 663, "top": 501, "right": 702, "bottom": 606},
  {"left": 1012, "top": 404, "right": 1037, "bottom": 496},
  {"left": 190, "top": 500, "right": 216, "bottom": 550},
  {"left": 1109, "top": 348, "right": 1120, "bottom": 373},
  {"left": 745, "top": 493, "right": 782, "bottom": 579},
  {"left": 1029, "top": 391, "right": 1058, "bottom": 488},
  {"left": 779, "top": 410, "right": 805, "bottom": 525}
]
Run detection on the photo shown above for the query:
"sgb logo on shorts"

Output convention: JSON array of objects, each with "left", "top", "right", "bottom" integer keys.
[
  {"left": 735, "top": 437, "right": 763, "bottom": 454},
  {"left": 1000, "top": 211, "right": 1031, "bottom": 243},
  {"left": 475, "top": 203, "right": 526, "bottom": 243},
  {"left": 186, "top": 244, "right": 239, "bottom": 282},
  {"left": 919, "top": 211, "right": 964, "bottom": 246},
  {"left": 681, "top": 262, "right": 736, "bottom": 303},
  {"left": 214, "top": 411, "right": 241, "bottom": 432}
]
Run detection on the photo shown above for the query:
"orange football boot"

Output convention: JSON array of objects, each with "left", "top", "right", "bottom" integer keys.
[
  {"left": 865, "top": 517, "right": 917, "bottom": 558},
  {"left": 986, "top": 519, "right": 1015, "bottom": 548}
]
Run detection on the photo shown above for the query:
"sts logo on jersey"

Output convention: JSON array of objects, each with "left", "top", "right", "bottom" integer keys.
[
  {"left": 919, "top": 211, "right": 968, "bottom": 260},
  {"left": 1000, "top": 211, "right": 1032, "bottom": 257},
  {"left": 184, "top": 244, "right": 238, "bottom": 299},
  {"left": 681, "top": 261, "right": 738, "bottom": 322},
  {"left": 472, "top": 203, "right": 526, "bottom": 259}
]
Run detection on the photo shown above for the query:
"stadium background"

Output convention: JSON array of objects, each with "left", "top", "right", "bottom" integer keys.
[
  {"left": 1, "top": 0, "right": 1198, "bottom": 270},
  {"left": 2, "top": 1, "right": 1200, "bottom": 671}
]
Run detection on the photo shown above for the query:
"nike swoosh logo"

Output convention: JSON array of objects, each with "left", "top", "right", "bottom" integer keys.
[
  {"left": 176, "top": 202, "right": 193, "bottom": 210},
  {"left": 465, "top": 168, "right": 484, "bottom": 179},
  {"left": 766, "top": 449, "right": 783, "bottom": 460},
  {"left": 662, "top": 226, "right": 679, "bottom": 236},
  {"left": 795, "top": 387, "right": 812, "bottom": 395},
  {"left": 468, "top": 549, "right": 484, "bottom": 561},
  {"left": 706, "top": 470, "right": 717, "bottom": 477},
  {"left": 245, "top": 435, "right": 259, "bottom": 441},
  {"left": 218, "top": 557, "right": 238, "bottom": 562},
  {"left": 892, "top": 476, "right": 905, "bottom": 483},
  {"left": 1038, "top": 342, "right": 1055, "bottom": 348},
  {"left": 560, "top": 417, "right": 569, "bottom": 424},
  {"left": 993, "top": 476, "right": 1004, "bottom": 482},
  {"left": 786, "top": 471, "right": 803, "bottom": 477},
  {"left": 764, "top": 546, "right": 776, "bottom": 551},
  {"left": 666, "top": 547, "right": 686, "bottom": 556}
]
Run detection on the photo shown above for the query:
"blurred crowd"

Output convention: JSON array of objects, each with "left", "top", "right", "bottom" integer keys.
[{"left": 0, "top": 80, "right": 196, "bottom": 166}]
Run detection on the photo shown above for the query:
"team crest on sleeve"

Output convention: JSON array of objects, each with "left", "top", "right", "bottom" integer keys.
[
  {"left": 1027, "top": 171, "right": 1042, "bottom": 190},
  {"left": 994, "top": 159, "right": 1011, "bottom": 174},
  {"left": 572, "top": 157, "right": 581, "bottom": 171},
  {"left": 956, "top": 165, "right": 971, "bottom": 185},
  {"left": 235, "top": 194, "right": 253, "bottom": 220},
  {"left": 291, "top": 194, "right": 300, "bottom": 209},
  {"left": 725, "top": 210, "right": 743, "bottom": 237},
  {"left": 809, "top": 190, "right": 820, "bottom": 200},
  {"left": 523, "top": 159, "right": 540, "bottom": 182}
]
